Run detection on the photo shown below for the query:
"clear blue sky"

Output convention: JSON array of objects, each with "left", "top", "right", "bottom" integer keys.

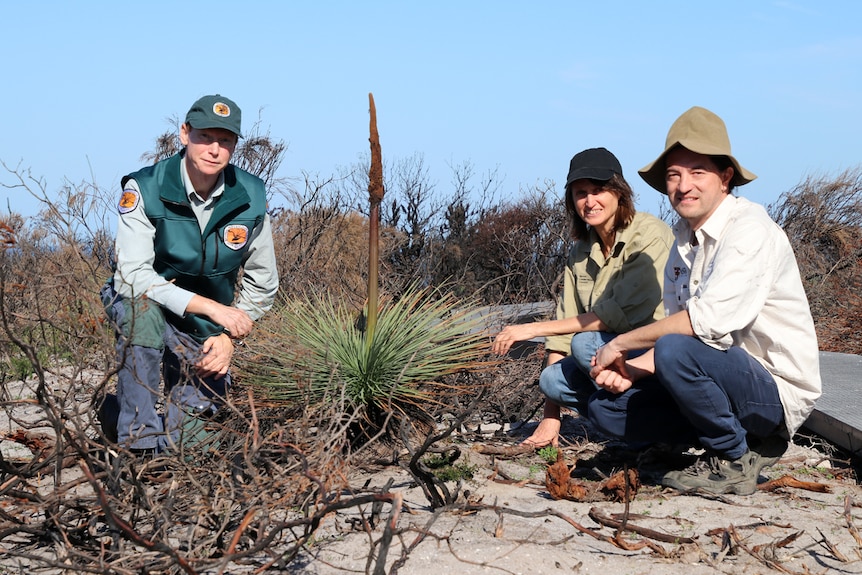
[{"left": 1, "top": 1, "right": 860, "bottom": 220}]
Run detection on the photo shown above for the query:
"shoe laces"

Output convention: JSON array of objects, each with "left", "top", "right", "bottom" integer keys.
[{"left": 682, "top": 454, "right": 736, "bottom": 478}]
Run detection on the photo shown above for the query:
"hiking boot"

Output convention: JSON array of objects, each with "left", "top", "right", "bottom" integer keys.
[
  {"left": 662, "top": 450, "right": 760, "bottom": 495},
  {"left": 171, "top": 410, "right": 220, "bottom": 455},
  {"left": 97, "top": 393, "right": 120, "bottom": 444}
]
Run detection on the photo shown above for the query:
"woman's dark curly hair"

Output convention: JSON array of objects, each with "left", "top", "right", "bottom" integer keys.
[{"left": 564, "top": 173, "right": 636, "bottom": 241}]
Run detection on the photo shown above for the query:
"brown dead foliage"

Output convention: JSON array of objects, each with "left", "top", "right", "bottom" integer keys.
[
  {"left": 769, "top": 167, "right": 862, "bottom": 353},
  {"left": 545, "top": 449, "right": 639, "bottom": 503},
  {"left": 759, "top": 474, "right": 832, "bottom": 493}
]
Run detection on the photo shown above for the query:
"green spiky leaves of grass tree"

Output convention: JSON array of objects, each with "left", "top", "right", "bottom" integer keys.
[{"left": 243, "top": 285, "right": 493, "bottom": 418}]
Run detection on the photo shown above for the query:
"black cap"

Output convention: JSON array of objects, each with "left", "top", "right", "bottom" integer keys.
[{"left": 565, "top": 147, "right": 623, "bottom": 187}]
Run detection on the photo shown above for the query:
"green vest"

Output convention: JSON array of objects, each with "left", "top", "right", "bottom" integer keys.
[{"left": 122, "top": 152, "right": 267, "bottom": 342}]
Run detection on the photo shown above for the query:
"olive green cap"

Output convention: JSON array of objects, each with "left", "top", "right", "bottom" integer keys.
[{"left": 185, "top": 94, "right": 242, "bottom": 137}]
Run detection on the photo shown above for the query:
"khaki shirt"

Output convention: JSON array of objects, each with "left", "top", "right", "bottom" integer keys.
[{"left": 545, "top": 211, "right": 674, "bottom": 354}]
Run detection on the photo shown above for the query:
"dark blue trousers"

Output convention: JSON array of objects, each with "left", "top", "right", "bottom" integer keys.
[{"left": 588, "top": 334, "right": 785, "bottom": 459}]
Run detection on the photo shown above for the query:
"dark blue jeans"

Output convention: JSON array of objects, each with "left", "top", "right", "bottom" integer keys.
[
  {"left": 539, "top": 331, "right": 615, "bottom": 416},
  {"left": 588, "top": 334, "right": 784, "bottom": 459}
]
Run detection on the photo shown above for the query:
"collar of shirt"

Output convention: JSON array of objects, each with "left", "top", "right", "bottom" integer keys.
[
  {"left": 582, "top": 225, "right": 626, "bottom": 263},
  {"left": 672, "top": 194, "right": 738, "bottom": 249},
  {"left": 180, "top": 159, "right": 226, "bottom": 205}
]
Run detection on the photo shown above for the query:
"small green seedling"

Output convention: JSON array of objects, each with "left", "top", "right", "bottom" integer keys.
[{"left": 537, "top": 445, "right": 559, "bottom": 464}]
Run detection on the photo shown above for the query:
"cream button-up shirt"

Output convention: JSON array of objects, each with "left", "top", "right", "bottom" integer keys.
[{"left": 665, "top": 194, "right": 821, "bottom": 435}]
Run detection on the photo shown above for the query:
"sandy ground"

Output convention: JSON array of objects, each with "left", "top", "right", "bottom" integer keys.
[
  {"left": 3, "top": 376, "right": 862, "bottom": 574},
  {"left": 290, "top": 418, "right": 862, "bottom": 575}
]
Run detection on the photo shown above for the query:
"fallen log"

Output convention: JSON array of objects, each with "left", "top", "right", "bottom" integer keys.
[{"left": 472, "top": 443, "right": 534, "bottom": 457}]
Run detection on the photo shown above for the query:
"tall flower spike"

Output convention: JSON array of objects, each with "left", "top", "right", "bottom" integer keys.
[{"left": 366, "top": 93, "right": 384, "bottom": 342}]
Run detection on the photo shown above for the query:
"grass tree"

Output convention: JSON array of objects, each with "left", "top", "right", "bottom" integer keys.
[{"left": 240, "top": 94, "right": 494, "bottom": 444}]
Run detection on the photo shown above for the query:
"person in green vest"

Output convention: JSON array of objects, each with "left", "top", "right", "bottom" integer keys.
[
  {"left": 589, "top": 107, "right": 821, "bottom": 494},
  {"left": 100, "top": 94, "right": 279, "bottom": 455}
]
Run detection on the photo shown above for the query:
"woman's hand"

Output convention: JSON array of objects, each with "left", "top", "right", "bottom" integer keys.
[{"left": 492, "top": 324, "right": 534, "bottom": 355}]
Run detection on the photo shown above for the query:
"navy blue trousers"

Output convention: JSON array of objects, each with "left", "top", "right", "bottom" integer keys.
[{"left": 587, "top": 334, "right": 784, "bottom": 459}]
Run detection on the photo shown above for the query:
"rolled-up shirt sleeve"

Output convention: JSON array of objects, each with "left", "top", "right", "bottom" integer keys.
[{"left": 687, "top": 218, "right": 775, "bottom": 350}]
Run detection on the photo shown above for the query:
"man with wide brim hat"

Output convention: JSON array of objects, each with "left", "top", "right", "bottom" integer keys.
[
  {"left": 584, "top": 106, "right": 821, "bottom": 496},
  {"left": 638, "top": 106, "right": 757, "bottom": 194}
]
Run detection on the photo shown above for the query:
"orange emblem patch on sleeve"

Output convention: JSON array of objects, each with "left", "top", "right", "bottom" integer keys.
[
  {"left": 118, "top": 189, "right": 140, "bottom": 214},
  {"left": 224, "top": 225, "right": 249, "bottom": 250}
]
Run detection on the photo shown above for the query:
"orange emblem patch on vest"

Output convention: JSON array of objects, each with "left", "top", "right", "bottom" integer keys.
[
  {"left": 224, "top": 225, "right": 249, "bottom": 250},
  {"left": 118, "top": 189, "right": 140, "bottom": 214}
]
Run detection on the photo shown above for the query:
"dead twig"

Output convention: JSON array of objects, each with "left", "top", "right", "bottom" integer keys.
[
  {"left": 371, "top": 492, "right": 404, "bottom": 575},
  {"left": 486, "top": 465, "right": 534, "bottom": 487},
  {"left": 844, "top": 495, "right": 862, "bottom": 547},
  {"left": 588, "top": 507, "right": 695, "bottom": 544},
  {"left": 728, "top": 524, "right": 806, "bottom": 574},
  {"left": 389, "top": 506, "right": 450, "bottom": 575},
  {"left": 816, "top": 527, "right": 851, "bottom": 563},
  {"left": 758, "top": 475, "right": 831, "bottom": 493},
  {"left": 80, "top": 461, "right": 200, "bottom": 575},
  {"left": 401, "top": 389, "right": 486, "bottom": 508},
  {"left": 472, "top": 443, "right": 534, "bottom": 457}
]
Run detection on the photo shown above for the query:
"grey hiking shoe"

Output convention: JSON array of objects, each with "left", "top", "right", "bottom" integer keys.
[{"left": 662, "top": 450, "right": 760, "bottom": 495}]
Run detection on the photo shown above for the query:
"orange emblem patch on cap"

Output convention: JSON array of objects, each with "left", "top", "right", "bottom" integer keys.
[
  {"left": 213, "top": 102, "right": 231, "bottom": 117},
  {"left": 118, "top": 188, "right": 140, "bottom": 214},
  {"left": 224, "top": 225, "right": 249, "bottom": 250}
]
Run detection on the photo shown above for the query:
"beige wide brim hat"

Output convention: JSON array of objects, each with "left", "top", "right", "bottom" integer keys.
[{"left": 638, "top": 106, "right": 757, "bottom": 194}]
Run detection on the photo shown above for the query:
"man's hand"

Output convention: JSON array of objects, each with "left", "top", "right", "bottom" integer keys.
[
  {"left": 209, "top": 305, "right": 254, "bottom": 339},
  {"left": 492, "top": 324, "right": 535, "bottom": 355},
  {"left": 186, "top": 295, "right": 254, "bottom": 339},
  {"left": 195, "top": 333, "right": 234, "bottom": 379},
  {"left": 591, "top": 367, "right": 634, "bottom": 394}
]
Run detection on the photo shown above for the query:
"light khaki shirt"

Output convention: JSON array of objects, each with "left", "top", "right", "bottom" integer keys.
[{"left": 545, "top": 211, "right": 674, "bottom": 354}]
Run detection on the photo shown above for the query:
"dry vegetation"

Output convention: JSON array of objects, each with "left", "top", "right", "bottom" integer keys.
[
  {"left": 0, "top": 123, "right": 860, "bottom": 573},
  {"left": 769, "top": 168, "right": 862, "bottom": 354}
]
